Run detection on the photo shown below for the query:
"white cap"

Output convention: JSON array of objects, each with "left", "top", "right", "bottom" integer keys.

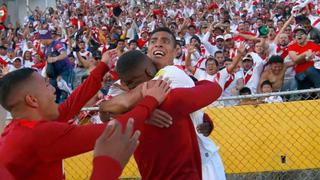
[
  {"left": 207, "top": 14, "right": 214, "bottom": 18},
  {"left": 224, "top": 34, "right": 233, "bottom": 40},
  {"left": 216, "top": 35, "right": 224, "bottom": 40},
  {"left": 125, "top": 18, "right": 133, "bottom": 24}
]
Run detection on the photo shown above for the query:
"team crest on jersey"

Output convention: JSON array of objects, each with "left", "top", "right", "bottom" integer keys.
[{"left": 155, "top": 69, "right": 166, "bottom": 77}]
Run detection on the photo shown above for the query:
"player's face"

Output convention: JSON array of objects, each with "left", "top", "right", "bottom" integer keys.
[
  {"left": 121, "top": 59, "right": 157, "bottom": 90},
  {"left": 271, "top": 62, "right": 283, "bottom": 75},
  {"left": 31, "top": 73, "right": 59, "bottom": 120},
  {"left": 148, "top": 31, "right": 177, "bottom": 69}
]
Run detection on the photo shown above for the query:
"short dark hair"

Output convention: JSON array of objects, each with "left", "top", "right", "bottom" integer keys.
[
  {"left": 214, "top": 51, "right": 223, "bottom": 56},
  {"left": 190, "top": 35, "right": 201, "bottom": 44},
  {"left": 0, "top": 68, "right": 36, "bottom": 111},
  {"left": 269, "top": 55, "right": 284, "bottom": 64},
  {"left": 239, "top": 87, "right": 252, "bottom": 95},
  {"left": 224, "top": 57, "right": 233, "bottom": 62},
  {"left": 261, "top": 80, "right": 273, "bottom": 88},
  {"left": 116, "top": 50, "right": 148, "bottom": 76},
  {"left": 205, "top": 57, "right": 218, "bottom": 67},
  {"left": 150, "top": 27, "right": 177, "bottom": 47},
  {"left": 129, "top": 40, "right": 137, "bottom": 45}
]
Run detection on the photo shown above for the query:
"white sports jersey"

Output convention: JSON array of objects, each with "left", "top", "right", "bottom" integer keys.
[
  {"left": 221, "top": 70, "right": 243, "bottom": 107},
  {"left": 155, "top": 65, "right": 226, "bottom": 180},
  {"left": 242, "top": 52, "right": 267, "bottom": 94},
  {"left": 194, "top": 68, "right": 216, "bottom": 82}
]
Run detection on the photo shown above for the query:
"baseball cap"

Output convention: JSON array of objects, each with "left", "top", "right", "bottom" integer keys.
[
  {"left": 38, "top": 29, "right": 52, "bottom": 39},
  {"left": 206, "top": 14, "right": 214, "bottom": 18},
  {"left": 224, "top": 34, "right": 233, "bottom": 40},
  {"left": 243, "top": 54, "right": 253, "bottom": 61},
  {"left": 125, "top": 18, "right": 132, "bottom": 24},
  {"left": 216, "top": 35, "right": 224, "bottom": 41},
  {"left": 293, "top": 25, "right": 307, "bottom": 34}
]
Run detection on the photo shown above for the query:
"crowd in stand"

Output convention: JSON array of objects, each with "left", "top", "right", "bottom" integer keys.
[
  {"left": 0, "top": 0, "right": 320, "bottom": 109},
  {"left": 1, "top": 0, "right": 320, "bottom": 179}
]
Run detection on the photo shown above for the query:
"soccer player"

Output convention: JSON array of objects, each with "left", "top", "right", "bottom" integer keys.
[
  {"left": 100, "top": 50, "right": 222, "bottom": 180},
  {"left": 0, "top": 50, "right": 170, "bottom": 179}
]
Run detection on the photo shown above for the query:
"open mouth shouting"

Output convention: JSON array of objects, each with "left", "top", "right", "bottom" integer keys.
[{"left": 153, "top": 50, "right": 166, "bottom": 57}]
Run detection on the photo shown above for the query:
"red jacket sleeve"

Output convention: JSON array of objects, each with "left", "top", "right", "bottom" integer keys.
[
  {"left": 0, "top": 166, "right": 14, "bottom": 180},
  {"left": 56, "top": 62, "right": 109, "bottom": 122},
  {"left": 90, "top": 156, "right": 122, "bottom": 180},
  {"left": 116, "top": 96, "right": 158, "bottom": 131},
  {"left": 35, "top": 96, "right": 158, "bottom": 161},
  {"left": 163, "top": 80, "right": 222, "bottom": 115}
]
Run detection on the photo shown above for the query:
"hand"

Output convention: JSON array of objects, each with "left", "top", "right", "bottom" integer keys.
[
  {"left": 93, "top": 118, "right": 141, "bottom": 168},
  {"left": 197, "top": 120, "right": 213, "bottom": 137},
  {"left": 237, "top": 42, "right": 247, "bottom": 56},
  {"left": 145, "top": 109, "right": 173, "bottom": 128},
  {"left": 305, "top": 50, "right": 315, "bottom": 60},
  {"left": 141, "top": 78, "right": 171, "bottom": 104},
  {"left": 187, "top": 44, "right": 196, "bottom": 54},
  {"left": 47, "top": 57, "right": 57, "bottom": 63},
  {"left": 101, "top": 49, "right": 118, "bottom": 68},
  {"left": 197, "top": 113, "right": 214, "bottom": 137}
]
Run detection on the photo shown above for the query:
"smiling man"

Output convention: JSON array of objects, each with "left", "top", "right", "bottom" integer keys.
[
  {"left": 0, "top": 50, "right": 170, "bottom": 179},
  {"left": 100, "top": 28, "right": 226, "bottom": 180},
  {"left": 288, "top": 26, "right": 320, "bottom": 90}
]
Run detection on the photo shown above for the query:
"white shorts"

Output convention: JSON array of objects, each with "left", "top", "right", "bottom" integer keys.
[{"left": 202, "top": 150, "right": 226, "bottom": 180}]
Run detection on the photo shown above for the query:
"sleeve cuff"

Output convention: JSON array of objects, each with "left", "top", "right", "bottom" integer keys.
[
  {"left": 92, "top": 62, "right": 110, "bottom": 77},
  {"left": 139, "top": 96, "right": 159, "bottom": 114},
  {"left": 91, "top": 156, "right": 122, "bottom": 180}
]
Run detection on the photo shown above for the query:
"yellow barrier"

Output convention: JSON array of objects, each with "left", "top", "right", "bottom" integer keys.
[{"left": 64, "top": 100, "right": 320, "bottom": 179}]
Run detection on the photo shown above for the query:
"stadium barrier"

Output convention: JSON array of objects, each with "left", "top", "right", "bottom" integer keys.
[{"left": 64, "top": 89, "right": 320, "bottom": 179}]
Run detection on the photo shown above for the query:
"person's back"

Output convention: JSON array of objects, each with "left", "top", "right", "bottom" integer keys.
[
  {"left": 104, "top": 79, "right": 219, "bottom": 180},
  {"left": 135, "top": 99, "right": 201, "bottom": 180}
]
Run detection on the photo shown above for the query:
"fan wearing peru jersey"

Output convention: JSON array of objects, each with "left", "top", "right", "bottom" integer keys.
[
  {"left": 240, "top": 52, "right": 268, "bottom": 94},
  {"left": 185, "top": 43, "right": 246, "bottom": 89}
]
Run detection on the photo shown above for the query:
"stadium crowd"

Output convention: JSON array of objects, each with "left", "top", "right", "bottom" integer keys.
[{"left": 0, "top": 0, "right": 320, "bottom": 179}]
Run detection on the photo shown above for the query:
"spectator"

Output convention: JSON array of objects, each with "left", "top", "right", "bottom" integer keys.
[
  {"left": 238, "top": 87, "right": 261, "bottom": 106},
  {"left": 39, "top": 29, "right": 74, "bottom": 103},
  {"left": 288, "top": 26, "right": 320, "bottom": 90},
  {"left": 8, "top": 57, "right": 23, "bottom": 72},
  {"left": 260, "top": 80, "right": 283, "bottom": 103},
  {"left": 258, "top": 55, "right": 294, "bottom": 92}
]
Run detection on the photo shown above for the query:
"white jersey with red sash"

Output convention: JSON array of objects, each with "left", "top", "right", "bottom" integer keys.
[
  {"left": 276, "top": 44, "right": 289, "bottom": 59},
  {"left": 222, "top": 70, "right": 244, "bottom": 106},
  {"left": 241, "top": 52, "right": 267, "bottom": 94}
]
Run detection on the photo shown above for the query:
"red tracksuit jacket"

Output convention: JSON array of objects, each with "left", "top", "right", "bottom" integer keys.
[
  {"left": 0, "top": 62, "right": 159, "bottom": 180},
  {"left": 134, "top": 80, "right": 222, "bottom": 180}
]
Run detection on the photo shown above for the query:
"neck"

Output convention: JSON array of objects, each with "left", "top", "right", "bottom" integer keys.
[
  {"left": 298, "top": 41, "right": 307, "bottom": 46},
  {"left": 11, "top": 107, "right": 43, "bottom": 121}
]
